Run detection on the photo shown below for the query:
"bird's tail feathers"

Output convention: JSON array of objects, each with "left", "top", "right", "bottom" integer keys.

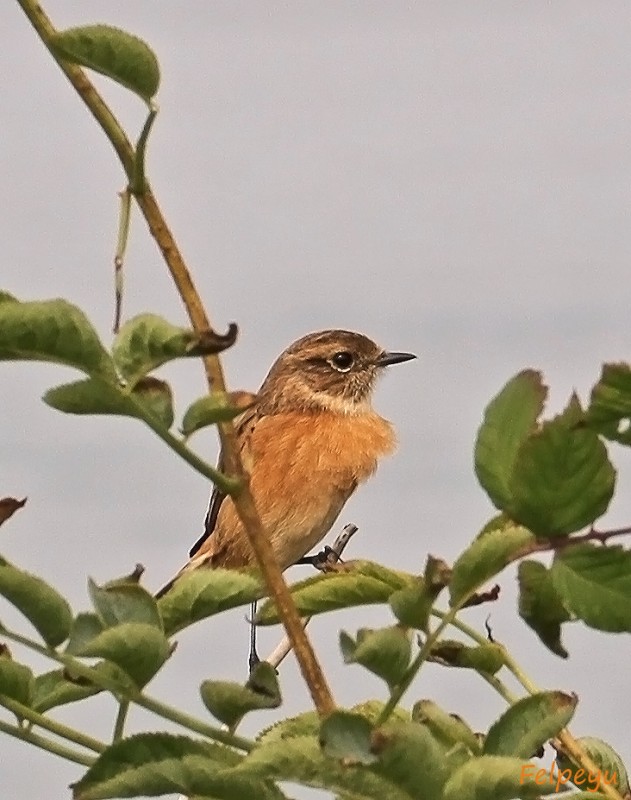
[{"left": 155, "top": 551, "right": 212, "bottom": 599}]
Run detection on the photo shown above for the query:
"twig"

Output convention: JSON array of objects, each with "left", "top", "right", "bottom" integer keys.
[
  {"left": 264, "top": 524, "right": 359, "bottom": 669},
  {"left": 0, "top": 718, "right": 95, "bottom": 767},
  {"left": 0, "top": 625, "right": 255, "bottom": 753},
  {"left": 512, "top": 524, "right": 631, "bottom": 561},
  {"left": 376, "top": 613, "right": 453, "bottom": 725},
  {"left": 17, "top": 0, "right": 335, "bottom": 717},
  {"left": 135, "top": 693, "right": 254, "bottom": 752},
  {"left": 0, "top": 694, "right": 105, "bottom": 753},
  {"left": 112, "top": 700, "right": 129, "bottom": 742}
]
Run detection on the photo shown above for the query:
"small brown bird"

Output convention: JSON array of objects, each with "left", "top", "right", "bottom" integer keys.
[{"left": 157, "top": 330, "right": 415, "bottom": 599}]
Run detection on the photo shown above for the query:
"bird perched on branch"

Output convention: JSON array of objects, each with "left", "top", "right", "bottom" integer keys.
[{"left": 157, "top": 329, "right": 415, "bottom": 660}]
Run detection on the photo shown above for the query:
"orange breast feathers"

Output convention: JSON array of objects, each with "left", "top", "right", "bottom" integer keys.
[{"left": 200, "top": 410, "right": 397, "bottom": 570}]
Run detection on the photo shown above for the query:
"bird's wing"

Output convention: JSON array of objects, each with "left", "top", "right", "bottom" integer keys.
[{"left": 188, "top": 405, "right": 259, "bottom": 558}]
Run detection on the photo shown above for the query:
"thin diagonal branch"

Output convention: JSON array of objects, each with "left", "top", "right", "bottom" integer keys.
[
  {"left": 264, "top": 524, "right": 359, "bottom": 669},
  {"left": 16, "top": 0, "right": 335, "bottom": 716}
]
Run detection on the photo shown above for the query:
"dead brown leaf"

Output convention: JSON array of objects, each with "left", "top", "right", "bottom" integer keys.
[
  {"left": 186, "top": 322, "right": 238, "bottom": 356},
  {"left": 0, "top": 497, "right": 27, "bottom": 528}
]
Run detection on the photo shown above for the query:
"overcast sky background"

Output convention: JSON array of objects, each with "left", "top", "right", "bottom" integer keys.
[{"left": 2, "top": 2, "right": 631, "bottom": 798}]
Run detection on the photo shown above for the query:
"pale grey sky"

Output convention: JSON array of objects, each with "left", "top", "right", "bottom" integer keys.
[{"left": 2, "top": 2, "right": 631, "bottom": 798}]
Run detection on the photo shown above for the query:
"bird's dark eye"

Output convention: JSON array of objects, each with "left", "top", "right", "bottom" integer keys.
[{"left": 330, "top": 351, "right": 354, "bottom": 372}]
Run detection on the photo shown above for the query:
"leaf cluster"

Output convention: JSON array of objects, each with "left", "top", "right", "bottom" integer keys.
[
  {"left": 68, "top": 693, "right": 628, "bottom": 800},
  {"left": 4, "top": 9, "right": 631, "bottom": 800},
  {"left": 0, "top": 296, "right": 251, "bottom": 488},
  {"left": 472, "top": 369, "right": 631, "bottom": 658}
]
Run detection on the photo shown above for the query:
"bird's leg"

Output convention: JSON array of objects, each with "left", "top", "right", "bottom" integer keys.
[
  {"left": 248, "top": 600, "right": 260, "bottom": 673},
  {"left": 296, "top": 545, "right": 344, "bottom": 572}
]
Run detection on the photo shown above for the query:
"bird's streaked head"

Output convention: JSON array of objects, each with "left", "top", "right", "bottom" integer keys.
[{"left": 259, "top": 329, "right": 415, "bottom": 414}]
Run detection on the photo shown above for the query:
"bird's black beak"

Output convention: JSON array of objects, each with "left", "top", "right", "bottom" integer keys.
[{"left": 377, "top": 351, "right": 417, "bottom": 367}]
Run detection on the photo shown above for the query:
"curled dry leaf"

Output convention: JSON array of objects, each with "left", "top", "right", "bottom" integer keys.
[
  {"left": 462, "top": 584, "right": 501, "bottom": 608},
  {"left": 0, "top": 497, "right": 27, "bottom": 528},
  {"left": 185, "top": 322, "right": 238, "bottom": 356}
]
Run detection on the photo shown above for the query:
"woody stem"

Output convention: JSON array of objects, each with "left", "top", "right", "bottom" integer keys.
[{"left": 17, "top": 0, "right": 335, "bottom": 717}]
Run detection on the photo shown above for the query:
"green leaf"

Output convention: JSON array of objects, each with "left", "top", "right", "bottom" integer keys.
[
  {"left": 429, "top": 641, "right": 505, "bottom": 675},
  {"left": 131, "top": 377, "right": 174, "bottom": 428},
  {"left": 112, "top": 315, "right": 190, "bottom": 385},
  {"left": 112, "top": 314, "right": 237, "bottom": 386},
  {"left": 443, "top": 754, "right": 558, "bottom": 799},
  {"left": 449, "top": 521, "right": 535, "bottom": 606},
  {"left": 556, "top": 736, "right": 630, "bottom": 796},
  {"left": 340, "top": 626, "right": 411, "bottom": 689},
  {"left": 236, "top": 735, "right": 413, "bottom": 800},
  {"left": 102, "top": 564, "right": 145, "bottom": 588},
  {"left": 484, "top": 691, "right": 577, "bottom": 758},
  {"left": 0, "top": 555, "right": 72, "bottom": 646},
  {"left": 88, "top": 579, "right": 162, "bottom": 630},
  {"left": 77, "top": 622, "right": 170, "bottom": 689},
  {"left": 551, "top": 543, "right": 631, "bottom": 632},
  {"left": 371, "top": 720, "right": 458, "bottom": 800},
  {"left": 509, "top": 395, "right": 615, "bottom": 535},
  {"left": 32, "top": 667, "right": 104, "bottom": 712},
  {"left": 257, "top": 711, "right": 320, "bottom": 745},
  {"left": 157, "top": 569, "right": 262, "bottom": 637},
  {"left": 0, "top": 291, "right": 18, "bottom": 304},
  {"left": 181, "top": 392, "right": 257, "bottom": 437},
  {"left": 458, "top": 644, "right": 505, "bottom": 674},
  {"left": 256, "top": 561, "right": 410, "bottom": 625},
  {"left": 65, "top": 613, "right": 104, "bottom": 655},
  {"left": 33, "top": 661, "right": 135, "bottom": 710},
  {"left": 53, "top": 25, "right": 160, "bottom": 102},
  {"left": 349, "top": 561, "right": 413, "bottom": 591},
  {"left": 0, "top": 657, "right": 34, "bottom": 707},
  {"left": 0, "top": 298, "right": 114, "bottom": 378},
  {"left": 200, "top": 662, "right": 281, "bottom": 728},
  {"left": 320, "top": 711, "right": 377, "bottom": 765},
  {"left": 586, "top": 362, "right": 631, "bottom": 445},
  {"left": 474, "top": 370, "right": 547, "bottom": 511},
  {"left": 389, "top": 579, "right": 434, "bottom": 631},
  {"left": 517, "top": 560, "right": 570, "bottom": 658},
  {"left": 43, "top": 378, "right": 137, "bottom": 417},
  {"left": 351, "top": 700, "right": 410, "bottom": 725},
  {"left": 71, "top": 733, "right": 272, "bottom": 800},
  {"left": 411, "top": 700, "right": 481, "bottom": 754},
  {"left": 44, "top": 376, "right": 174, "bottom": 428}
]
